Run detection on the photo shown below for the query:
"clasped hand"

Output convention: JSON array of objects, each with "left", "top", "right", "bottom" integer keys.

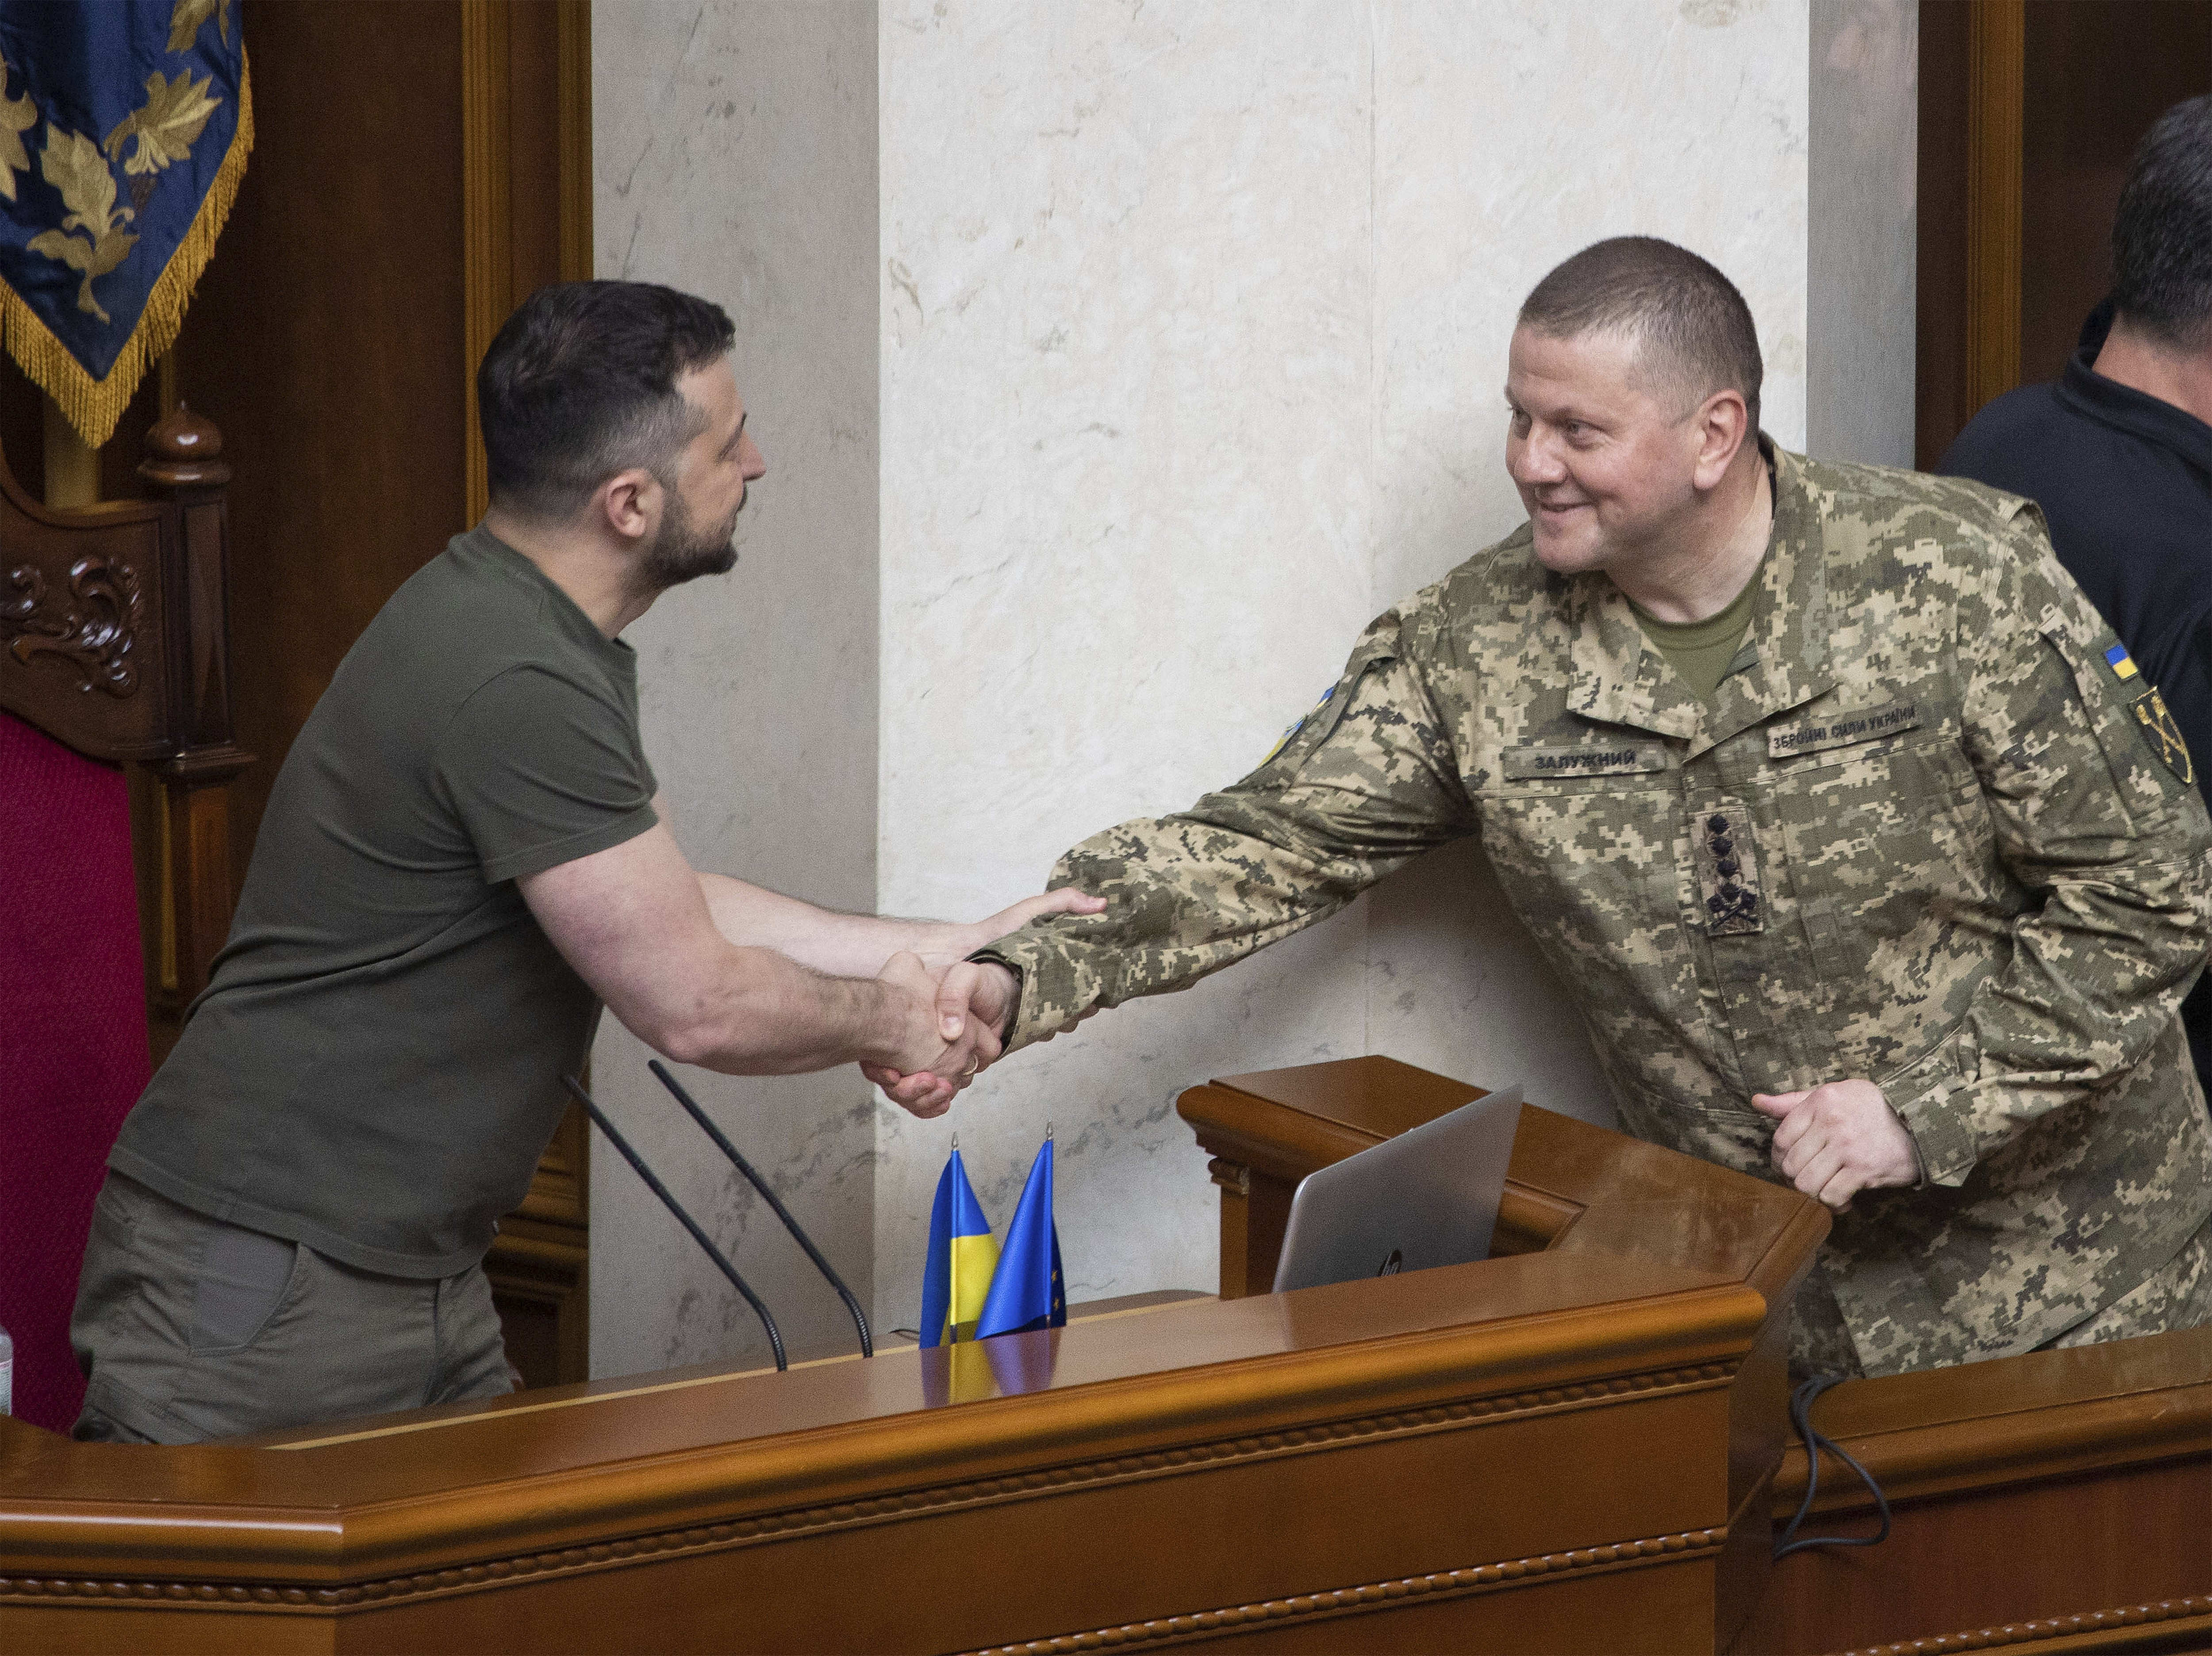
[
  {"left": 870, "top": 887, "right": 1102, "bottom": 1118},
  {"left": 1750, "top": 1078, "right": 1920, "bottom": 1211},
  {"left": 873, "top": 954, "right": 1008, "bottom": 1119}
]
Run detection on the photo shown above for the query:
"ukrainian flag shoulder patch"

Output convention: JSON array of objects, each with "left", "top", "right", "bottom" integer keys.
[
  {"left": 1263, "top": 683, "right": 1336, "bottom": 765},
  {"left": 2105, "top": 642, "right": 2140, "bottom": 682}
]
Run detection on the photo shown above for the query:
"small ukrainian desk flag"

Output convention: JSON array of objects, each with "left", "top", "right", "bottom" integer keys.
[
  {"left": 919, "top": 1142, "right": 997, "bottom": 1347},
  {"left": 976, "top": 1133, "right": 1066, "bottom": 1339}
]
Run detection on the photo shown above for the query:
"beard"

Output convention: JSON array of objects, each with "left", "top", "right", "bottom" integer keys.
[{"left": 639, "top": 479, "right": 742, "bottom": 593}]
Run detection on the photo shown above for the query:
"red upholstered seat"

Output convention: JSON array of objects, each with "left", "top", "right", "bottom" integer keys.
[{"left": 0, "top": 709, "right": 150, "bottom": 1433}]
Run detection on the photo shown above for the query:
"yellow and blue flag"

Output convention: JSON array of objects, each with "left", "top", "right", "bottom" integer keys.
[
  {"left": 975, "top": 1135, "right": 1066, "bottom": 1340},
  {"left": 2106, "top": 643, "right": 2141, "bottom": 682},
  {"left": 0, "top": 1, "right": 253, "bottom": 447},
  {"left": 919, "top": 1146, "right": 997, "bottom": 1347}
]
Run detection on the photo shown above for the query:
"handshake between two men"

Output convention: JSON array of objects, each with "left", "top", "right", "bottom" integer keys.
[{"left": 860, "top": 936, "right": 1922, "bottom": 1213}]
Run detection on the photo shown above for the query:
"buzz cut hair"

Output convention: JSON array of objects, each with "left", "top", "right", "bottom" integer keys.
[
  {"left": 1516, "top": 236, "right": 1763, "bottom": 430},
  {"left": 2112, "top": 94, "right": 2212, "bottom": 349}
]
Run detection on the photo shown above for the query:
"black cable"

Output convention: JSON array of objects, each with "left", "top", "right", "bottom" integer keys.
[
  {"left": 563, "top": 1074, "right": 787, "bottom": 1372},
  {"left": 648, "top": 1058, "right": 874, "bottom": 1358},
  {"left": 1773, "top": 1374, "right": 1892, "bottom": 1560}
]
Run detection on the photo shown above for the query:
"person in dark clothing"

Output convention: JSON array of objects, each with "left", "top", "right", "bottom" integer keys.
[{"left": 1942, "top": 94, "right": 2212, "bottom": 1092}]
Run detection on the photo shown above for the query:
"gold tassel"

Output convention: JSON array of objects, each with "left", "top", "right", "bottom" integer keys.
[{"left": 0, "top": 50, "right": 255, "bottom": 450}]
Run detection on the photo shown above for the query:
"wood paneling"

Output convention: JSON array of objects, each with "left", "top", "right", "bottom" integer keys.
[
  {"left": 1916, "top": 0, "right": 1972, "bottom": 470},
  {"left": 0, "top": 1097, "right": 1826, "bottom": 1653},
  {"left": 1963, "top": 0, "right": 2025, "bottom": 415},
  {"left": 174, "top": 0, "right": 470, "bottom": 924},
  {"left": 1920, "top": 0, "right": 2212, "bottom": 467},
  {"left": 2019, "top": 1, "right": 2212, "bottom": 386},
  {"left": 1740, "top": 1328, "right": 2212, "bottom": 1652},
  {"left": 461, "top": 0, "right": 511, "bottom": 529}
]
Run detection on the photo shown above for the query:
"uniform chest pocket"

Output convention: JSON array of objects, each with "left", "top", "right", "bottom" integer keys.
[
  {"left": 1476, "top": 763, "right": 1683, "bottom": 977},
  {"left": 1770, "top": 731, "right": 2000, "bottom": 987}
]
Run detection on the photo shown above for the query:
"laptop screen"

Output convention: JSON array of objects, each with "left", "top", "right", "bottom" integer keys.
[{"left": 1271, "top": 1085, "right": 1523, "bottom": 1293}]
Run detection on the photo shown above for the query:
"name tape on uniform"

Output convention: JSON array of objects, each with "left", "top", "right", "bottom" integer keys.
[
  {"left": 1502, "top": 744, "right": 1669, "bottom": 780},
  {"left": 1768, "top": 700, "right": 1920, "bottom": 759}
]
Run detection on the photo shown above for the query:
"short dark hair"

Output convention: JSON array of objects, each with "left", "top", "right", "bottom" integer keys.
[
  {"left": 477, "top": 280, "right": 737, "bottom": 519},
  {"left": 2112, "top": 95, "right": 2212, "bottom": 348},
  {"left": 1517, "top": 236, "right": 1763, "bottom": 429}
]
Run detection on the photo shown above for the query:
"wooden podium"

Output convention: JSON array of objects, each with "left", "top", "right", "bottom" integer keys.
[
  {"left": 1187, "top": 1058, "right": 2212, "bottom": 1656},
  {"left": 0, "top": 1062, "right": 1828, "bottom": 1654}
]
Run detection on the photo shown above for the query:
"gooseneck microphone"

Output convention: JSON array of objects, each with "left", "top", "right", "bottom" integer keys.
[
  {"left": 562, "top": 1074, "right": 788, "bottom": 1372},
  {"left": 649, "top": 1059, "right": 875, "bottom": 1358}
]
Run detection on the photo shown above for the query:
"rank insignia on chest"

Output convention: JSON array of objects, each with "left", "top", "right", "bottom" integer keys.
[
  {"left": 2131, "top": 687, "right": 2194, "bottom": 785},
  {"left": 1688, "top": 804, "right": 1766, "bottom": 937}
]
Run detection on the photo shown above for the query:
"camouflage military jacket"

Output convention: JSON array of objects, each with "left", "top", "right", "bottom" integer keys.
[{"left": 982, "top": 448, "right": 2212, "bottom": 1376}]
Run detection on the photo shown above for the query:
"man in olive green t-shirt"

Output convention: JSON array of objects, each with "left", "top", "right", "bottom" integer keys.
[{"left": 73, "top": 281, "right": 1088, "bottom": 1443}]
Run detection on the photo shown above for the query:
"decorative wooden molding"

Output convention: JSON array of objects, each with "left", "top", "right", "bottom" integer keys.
[
  {"left": 1204, "top": 1156, "right": 1248, "bottom": 1197},
  {"left": 1963, "top": 0, "right": 2025, "bottom": 415},
  {"left": 556, "top": 0, "right": 591, "bottom": 284},
  {"left": 1841, "top": 1596, "right": 2212, "bottom": 1656},
  {"left": 1771, "top": 1325, "right": 2212, "bottom": 1519},
  {"left": 2, "top": 556, "right": 142, "bottom": 695},
  {"left": 461, "top": 0, "right": 514, "bottom": 527},
  {"left": 137, "top": 403, "right": 231, "bottom": 493},
  {"left": 956, "top": 1527, "right": 1730, "bottom": 1655},
  {"left": 0, "top": 1360, "right": 1738, "bottom": 1613}
]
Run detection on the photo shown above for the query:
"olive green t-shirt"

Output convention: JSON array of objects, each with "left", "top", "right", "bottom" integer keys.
[
  {"left": 109, "top": 527, "right": 658, "bottom": 1277},
  {"left": 1629, "top": 567, "right": 1763, "bottom": 705}
]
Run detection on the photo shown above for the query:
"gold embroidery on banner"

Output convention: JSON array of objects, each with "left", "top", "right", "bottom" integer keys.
[
  {"left": 104, "top": 70, "right": 221, "bottom": 177},
  {"left": 168, "top": 0, "right": 233, "bottom": 54},
  {"left": 0, "top": 55, "right": 34, "bottom": 201},
  {"left": 0, "top": 0, "right": 246, "bottom": 444},
  {"left": 26, "top": 127, "right": 138, "bottom": 323}
]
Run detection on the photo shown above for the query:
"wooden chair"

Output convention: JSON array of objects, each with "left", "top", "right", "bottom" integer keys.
[{"left": 0, "top": 409, "right": 249, "bottom": 1430}]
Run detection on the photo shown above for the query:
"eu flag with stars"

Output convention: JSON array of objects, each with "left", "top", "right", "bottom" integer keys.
[
  {"left": 919, "top": 1147, "right": 997, "bottom": 1348},
  {"left": 976, "top": 1136, "right": 1066, "bottom": 1340}
]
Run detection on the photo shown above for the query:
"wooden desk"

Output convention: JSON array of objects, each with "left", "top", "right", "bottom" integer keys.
[
  {"left": 1183, "top": 1055, "right": 2212, "bottom": 1656},
  {"left": 0, "top": 1088, "right": 1823, "bottom": 1654}
]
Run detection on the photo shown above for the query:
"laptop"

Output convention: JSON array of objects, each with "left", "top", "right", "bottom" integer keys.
[{"left": 1270, "top": 1085, "right": 1524, "bottom": 1293}]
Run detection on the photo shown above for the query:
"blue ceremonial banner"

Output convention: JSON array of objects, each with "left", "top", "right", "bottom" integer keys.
[
  {"left": 975, "top": 1135, "right": 1066, "bottom": 1340},
  {"left": 0, "top": 0, "right": 252, "bottom": 446}
]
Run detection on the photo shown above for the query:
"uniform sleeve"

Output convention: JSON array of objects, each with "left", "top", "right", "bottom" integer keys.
[
  {"left": 1881, "top": 514, "right": 2212, "bottom": 1184},
  {"left": 978, "top": 612, "right": 1477, "bottom": 1051},
  {"left": 434, "top": 664, "right": 660, "bottom": 884}
]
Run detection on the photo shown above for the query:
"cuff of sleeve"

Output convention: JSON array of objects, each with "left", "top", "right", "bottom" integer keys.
[
  {"left": 1881, "top": 1039, "right": 1982, "bottom": 1188},
  {"left": 970, "top": 934, "right": 1092, "bottom": 1053},
  {"left": 481, "top": 801, "right": 660, "bottom": 884}
]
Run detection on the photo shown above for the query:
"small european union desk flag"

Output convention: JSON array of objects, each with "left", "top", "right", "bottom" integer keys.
[
  {"left": 919, "top": 1143, "right": 997, "bottom": 1347},
  {"left": 975, "top": 1132, "right": 1067, "bottom": 1339}
]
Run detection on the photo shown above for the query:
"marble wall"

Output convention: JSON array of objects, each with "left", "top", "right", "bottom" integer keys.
[
  {"left": 1808, "top": 0, "right": 1920, "bottom": 465},
  {"left": 588, "top": 0, "right": 1919, "bottom": 1377},
  {"left": 590, "top": 0, "right": 882, "bottom": 1376},
  {"left": 872, "top": 0, "right": 1822, "bottom": 1334}
]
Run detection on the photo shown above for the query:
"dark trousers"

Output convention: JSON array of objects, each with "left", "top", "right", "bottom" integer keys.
[{"left": 71, "top": 1173, "right": 512, "bottom": 1444}]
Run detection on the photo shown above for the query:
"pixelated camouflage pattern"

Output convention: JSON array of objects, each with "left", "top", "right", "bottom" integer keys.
[{"left": 979, "top": 445, "right": 2212, "bottom": 1376}]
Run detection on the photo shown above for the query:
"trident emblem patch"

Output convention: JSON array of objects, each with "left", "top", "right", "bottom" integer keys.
[{"left": 2132, "top": 688, "right": 2194, "bottom": 786}]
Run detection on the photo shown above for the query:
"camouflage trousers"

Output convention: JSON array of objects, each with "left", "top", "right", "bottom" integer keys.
[{"left": 1790, "top": 1209, "right": 2212, "bottom": 1381}]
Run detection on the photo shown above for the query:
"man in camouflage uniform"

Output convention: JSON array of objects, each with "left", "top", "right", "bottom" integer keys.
[{"left": 883, "top": 237, "right": 2212, "bottom": 1378}]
